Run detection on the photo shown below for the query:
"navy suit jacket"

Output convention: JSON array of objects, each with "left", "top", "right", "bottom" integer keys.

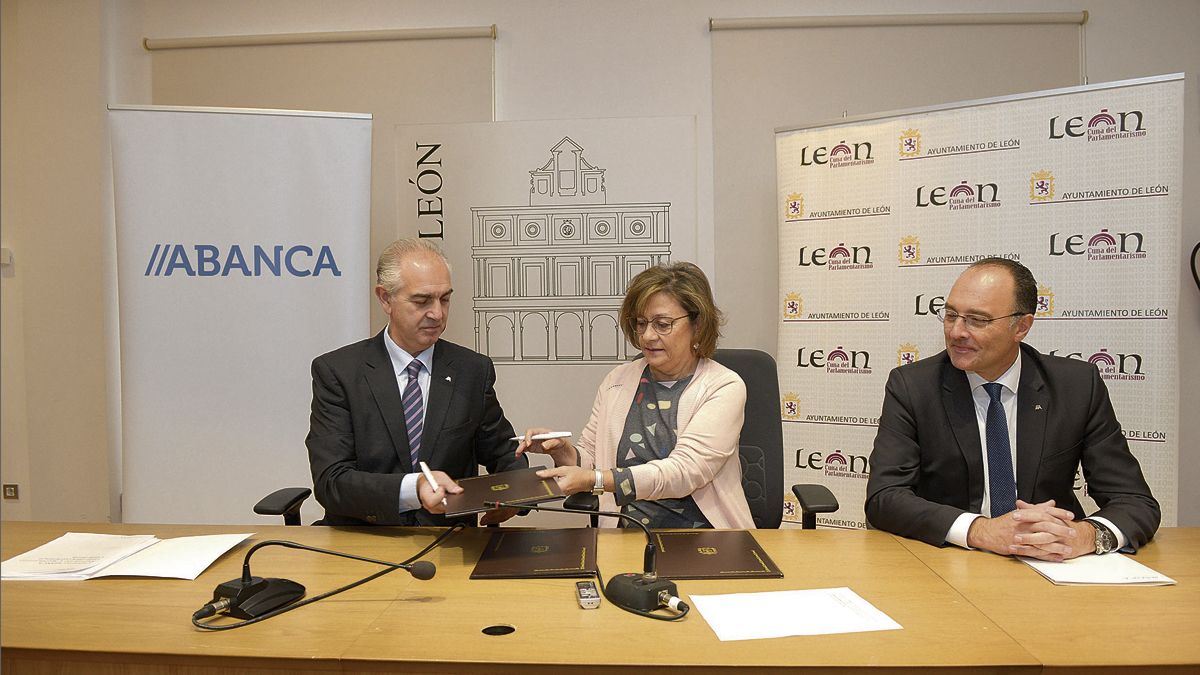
[
  {"left": 866, "top": 343, "right": 1159, "bottom": 548},
  {"left": 306, "top": 332, "right": 526, "bottom": 526}
]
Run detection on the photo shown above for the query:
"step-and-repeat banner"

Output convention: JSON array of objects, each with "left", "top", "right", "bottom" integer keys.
[
  {"left": 776, "top": 75, "right": 1182, "bottom": 528},
  {"left": 111, "top": 106, "right": 371, "bottom": 524}
]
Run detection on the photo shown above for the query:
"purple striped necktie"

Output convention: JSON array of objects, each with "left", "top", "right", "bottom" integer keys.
[{"left": 402, "top": 359, "right": 425, "bottom": 469}]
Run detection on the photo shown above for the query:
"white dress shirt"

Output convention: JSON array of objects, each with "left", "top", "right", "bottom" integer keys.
[{"left": 945, "top": 351, "right": 1126, "bottom": 551}]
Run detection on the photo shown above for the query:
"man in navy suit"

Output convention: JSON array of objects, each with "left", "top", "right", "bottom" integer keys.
[
  {"left": 867, "top": 258, "right": 1159, "bottom": 560},
  {"left": 306, "top": 238, "right": 526, "bottom": 526}
]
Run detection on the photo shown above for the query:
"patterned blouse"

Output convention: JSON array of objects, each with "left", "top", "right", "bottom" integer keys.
[{"left": 610, "top": 366, "right": 712, "bottom": 529}]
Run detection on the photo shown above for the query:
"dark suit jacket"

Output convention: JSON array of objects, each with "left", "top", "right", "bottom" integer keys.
[
  {"left": 866, "top": 343, "right": 1159, "bottom": 549},
  {"left": 306, "top": 332, "right": 526, "bottom": 526}
]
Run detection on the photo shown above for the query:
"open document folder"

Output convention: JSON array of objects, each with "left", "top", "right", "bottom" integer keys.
[{"left": 1, "top": 532, "right": 252, "bottom": 581}]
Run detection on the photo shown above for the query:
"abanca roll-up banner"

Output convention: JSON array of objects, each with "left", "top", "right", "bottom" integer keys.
[{"left": 110, "top": 106, "right": 371, "bottom": 524}]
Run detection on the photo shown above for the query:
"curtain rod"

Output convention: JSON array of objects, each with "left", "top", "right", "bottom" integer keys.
[
  {"left": 144, "top": 25, "right": 496, "bottom": 51},
  {"left": 710, "top": 12, "right": 1088, "bottom": 31}
]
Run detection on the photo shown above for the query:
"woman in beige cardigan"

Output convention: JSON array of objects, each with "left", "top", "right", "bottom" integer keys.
[{"left": 517, "top": 262, "right": 754, "bottom": 529}]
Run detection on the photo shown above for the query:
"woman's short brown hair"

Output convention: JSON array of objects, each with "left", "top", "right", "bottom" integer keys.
[{"left": 620, "top": 262, "right": 724, "bottom": 359}]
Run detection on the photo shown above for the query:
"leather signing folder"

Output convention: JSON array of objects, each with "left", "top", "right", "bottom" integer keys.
[
  {"left": 470, "top": 528, "right": 598, "bottom": 579},
  {"left": 442, "top": 467, "right": 563, "bottom": 517},
  {"left": 652, "top": 530, "right": 783, "bottom": 579}
]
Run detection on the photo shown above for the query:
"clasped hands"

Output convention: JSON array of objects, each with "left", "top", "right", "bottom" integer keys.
[
  {"left": 967, "top": 499, "right": 1095, "bottom": 561},
  {"left": 514, "top": 427, "right": 596, "bottom": 495},
  {"left": 416, "top": 469, "right": 516, "bottom": 526}
]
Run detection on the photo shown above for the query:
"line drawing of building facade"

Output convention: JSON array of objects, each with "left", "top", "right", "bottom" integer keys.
[{"left": 472, "top": 136, "right": 671, "bottom": 364}]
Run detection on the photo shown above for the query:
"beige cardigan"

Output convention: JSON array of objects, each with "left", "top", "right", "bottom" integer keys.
[{"left": 576, "top": 357, "right": 755, "bottom": 529}]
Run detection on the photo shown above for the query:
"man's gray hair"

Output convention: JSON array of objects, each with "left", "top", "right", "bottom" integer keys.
[{"left": 376, "top": 238, "right": 451, "bottom": 295}]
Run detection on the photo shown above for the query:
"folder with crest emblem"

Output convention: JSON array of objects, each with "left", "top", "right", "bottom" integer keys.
[
  {"left": 652, "top": 530, "right": 783, "bottom": 579},
  {"left": 443, "top": 467, "right": 563, "bottom": 517},
  {"left": 470, "top": 528, "right": 598, "bottom": 579}
]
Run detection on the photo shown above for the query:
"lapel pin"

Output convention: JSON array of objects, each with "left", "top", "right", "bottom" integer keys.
[
  {"left": 1034, "top": 404, "right": 1043, "bottom": 410},
  {"left": 445, "top": 376, "right": 452, "bottom": 382}
]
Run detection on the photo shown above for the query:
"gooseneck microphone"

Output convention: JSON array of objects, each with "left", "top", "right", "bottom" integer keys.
[
  {"left": 405, "top": 560, "right": 437, "bottom": 580},
  {"left": 193, "top": 540, "right": 437, "bottom": 621},
  {"left": 191, "top": 527, "right": 459, "bottom": 631},
  {"left": 485, "top": 499, "right": 689, "bottom": 619}
]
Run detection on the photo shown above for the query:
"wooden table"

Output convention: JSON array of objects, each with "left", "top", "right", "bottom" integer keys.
[
  {"left": 898, "top": 528, "right": 1200, "bottom": 674},
  {"left": 343, "top": 527, "right": 1033, "bottom": 674},
  {"left": 2, "top": 522, "right": 1195, "bottom": 674}
]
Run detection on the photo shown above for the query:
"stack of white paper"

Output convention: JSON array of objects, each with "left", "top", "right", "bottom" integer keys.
[
  {"left": 1, "top": 532, "right": 252, "bottom": 581},
  {"left": 1023, "top": 553, "right": 1176, "bottom": 586},
  {"left": 690, "top": 587, "right": 902, "bottom": 641}
]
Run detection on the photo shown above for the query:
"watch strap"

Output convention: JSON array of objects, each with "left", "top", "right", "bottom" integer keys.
[{"left": 1086, "top": 518, "right": 1116, "bottom": 554}]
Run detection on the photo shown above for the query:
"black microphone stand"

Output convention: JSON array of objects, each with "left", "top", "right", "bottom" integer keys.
[
  {"left": 192, "top": 524, "right": 461, "bottom": 631},
  {"left": 485, "top": 500, "right": 687, "bottom": 617},
  {"left": 194, "top": 540, "right": 436, "bottom": 621}
]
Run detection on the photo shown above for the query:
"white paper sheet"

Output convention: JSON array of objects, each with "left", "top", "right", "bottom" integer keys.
[
  {"left": 92, "top": 533, "right": 253, "bottom": 579},
  {"left": 1, "top": 533, "right": 158, "bottom": 579},
  {"left": 689, "top": 587, "right": 902, "bottom": 641},
  {"left": 1023, "top": 553, "right": 1176, "bottom": 586},
  {"left": 1, "top": 532, "right": 252, "bottom": 581}
]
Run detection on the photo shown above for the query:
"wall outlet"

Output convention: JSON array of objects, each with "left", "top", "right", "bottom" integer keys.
[{"left": 2, "top": 484, "right": 19, "bottom": 499}]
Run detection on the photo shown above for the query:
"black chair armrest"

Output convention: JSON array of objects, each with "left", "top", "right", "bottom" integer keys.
[
  {"left": 562, "top": 492, "right": 600, "bottom": 528},
  {"left": 254, "top": 487, "right": 312, "bottom": 526},
  {"left": 563, "top": 492, "right": 599, "bottom": 512},
  {"left": 791, "top": 484, "right": 839, "bottom": 530}
]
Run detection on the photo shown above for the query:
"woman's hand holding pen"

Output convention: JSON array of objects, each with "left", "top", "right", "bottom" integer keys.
[{"left": 515, "top": 427, "right": 578, "bottom": 467}]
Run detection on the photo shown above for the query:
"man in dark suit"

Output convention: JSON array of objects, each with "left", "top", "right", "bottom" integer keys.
[
  {"left": 306, "top": 239, "right": 526, "bottom": 526},
  {"left": 867, "top": 258, "right": 1159, "bottom": 560}
]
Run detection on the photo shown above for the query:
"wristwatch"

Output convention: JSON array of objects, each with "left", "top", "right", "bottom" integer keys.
[
  {"left": 591, "top": 470, "right": 606, "bottom": 496},
  {"left": 1087, "top": 518, "right": 1117, "bottom": 555}
]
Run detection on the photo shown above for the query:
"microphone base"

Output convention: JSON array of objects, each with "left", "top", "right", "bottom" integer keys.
[
  {"left": 605, "top": 573, "right": 677, "bottom": 613},
  {"left": 213, "top": 576, "right": 306, "bottom": 619}
]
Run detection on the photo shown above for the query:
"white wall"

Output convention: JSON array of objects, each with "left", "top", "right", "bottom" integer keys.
[
  {"left": 4, "top": 0, "right": 1197, "bottom": 524},
  {"left": 1, "top": 0, "right": 114, "bottom": 522}
]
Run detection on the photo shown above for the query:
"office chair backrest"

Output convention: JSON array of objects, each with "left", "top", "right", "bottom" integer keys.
[
  {"left": 712, "top": 349, "right": 784, "bottom": 529},
  {"left": 737, "top": 443, "right": 771, "bottom": 528}
]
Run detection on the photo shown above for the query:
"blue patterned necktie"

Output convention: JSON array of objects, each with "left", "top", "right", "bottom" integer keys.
[
  {"left": 983, "top": 382, "right": 1016, "bottom": 516},
  {"left": 402, "top": 360, "right": 425, "bottom": 469}
]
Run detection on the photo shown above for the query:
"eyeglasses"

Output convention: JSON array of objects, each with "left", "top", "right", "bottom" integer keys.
[
  {"left": 634, "top": 314, "right": 692, "bottom": 336},
  {"left": 934, "top": 308, "right": 1025, "bottom": 330}
]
